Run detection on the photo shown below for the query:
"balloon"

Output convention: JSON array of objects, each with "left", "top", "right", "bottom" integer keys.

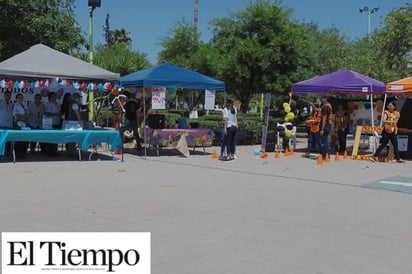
[
  {"left": 253, "top": 148, "right": 262, "bottom": 156},
  {"left": 284, "top": 117, "right": 290, "bottom": 122},
  {"left": 285, "top": 130, "right": 292, "bottom": 137},
  {"left": 364, "top": 102, "right": 371, "bottom": 110},
  {"left": 284, "top": 106, "right": 291, "bottom": 113},
  {"left": 286, "top": 112, "right": 295, "bottom": 120},
  {"left": 377, "top": 106, "right": 383, "bottom": 113},
  {"left": 283, "top": 102, "right": 290, "bottom": 109}
]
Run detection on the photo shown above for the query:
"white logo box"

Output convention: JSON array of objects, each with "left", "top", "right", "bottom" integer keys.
[{"left": 1, "top": 232, "right": 150, "bottom": 274}]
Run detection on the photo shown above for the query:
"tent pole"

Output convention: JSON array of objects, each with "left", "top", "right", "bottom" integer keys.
[
  {"left": 370, "top": 94, "right": 374, "bottom": 126},
  {"left": 380, "top": 94, "right": 388, "bottom": 126},
  {"left": 143, "top": 88, "right": 147, "bottom": 160}
]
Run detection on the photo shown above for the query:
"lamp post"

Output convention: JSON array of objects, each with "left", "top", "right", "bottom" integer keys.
[
  {"left": 359, "top": 6, "right": 379, "bottom": 37},
  {"left": 88, "top": 0, "right": 101, "bottom": 121}
]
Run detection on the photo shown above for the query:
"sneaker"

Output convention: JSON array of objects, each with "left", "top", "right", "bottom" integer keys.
[
  {"left": 233, "top": 154, "right": 237, "bottom": 160},
  {"left": 303, "top": 152, "right": 310, "bottom": 158},
  {"left": 371, "top": 156, "right": 377, "bottom": 162},
  {"left": 396, "top": 159, "right": 405, "bottom": 163}
]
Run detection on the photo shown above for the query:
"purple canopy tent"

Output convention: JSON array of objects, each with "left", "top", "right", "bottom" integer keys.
[{"left": 291, "top": 69, "right": 387, "bottom": 126}]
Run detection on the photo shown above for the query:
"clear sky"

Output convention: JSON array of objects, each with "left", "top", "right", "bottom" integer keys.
[{"left": 74, "top": 0, "right": 406, "bottom": 65}]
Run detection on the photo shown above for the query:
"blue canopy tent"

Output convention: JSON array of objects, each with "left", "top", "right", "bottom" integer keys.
[
  {"left": 120, "top": 63, "right": 226, "bottom": 157},
  {"left": 121, "top": 63, "right": 225, "bottom": 91},
  {"left": 291, "top": 69, "right": 387, "bottom": 126}
]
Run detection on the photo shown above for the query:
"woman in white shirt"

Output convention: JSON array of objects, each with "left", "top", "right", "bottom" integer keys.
[
  {"left": 12, "top": 93, "right": 28, "bottom": 127},
  {"left": 223, "top": 99, "right": 238, "bottom": 160}
]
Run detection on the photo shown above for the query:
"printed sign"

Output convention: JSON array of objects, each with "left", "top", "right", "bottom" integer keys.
[
  {"left": 2, "top": 232, "right": 151, "bottom": 274},
  {"left": 204, "top": 90, "right": 216, "bottom": 110},
  {"left": 151, "top": 88, "right": 166, "bottom": 109}
]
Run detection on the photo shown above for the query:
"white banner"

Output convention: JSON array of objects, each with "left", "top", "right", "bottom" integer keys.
[
  {"left": 204, "top": 90, "right": 216, "bottom": 110},
  {"left": 0, "top": 87, "right": 82, "bottom": 106},
  {"left": 2, "top": 232, "right": 151, "bottom": 274},
  {"left": 151, "top": 88, "right": 166, "bottom": 109}
]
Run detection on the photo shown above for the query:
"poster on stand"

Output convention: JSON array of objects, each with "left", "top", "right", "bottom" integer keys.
[{"left": 152, "top": 87, "right": 166, "bottom": 109}]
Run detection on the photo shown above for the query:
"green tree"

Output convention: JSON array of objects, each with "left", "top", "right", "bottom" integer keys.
[
  {"left": 93, "top": 43, "right": 150, "bottom": 76},
  {"left": 158, "top": 19, "right": 200, "bottom": 67},
  {"left": 0, "top": 0, "right": 84, "bottom": 60},
  {"left": 158, "top": 19, "right": 222, "bottom": 110},
  {"left": 373, "top": 4, "right": 412, "bottom": 80},
  {"left": 210, "top": 0, "right": 315, "bottom": 112}
]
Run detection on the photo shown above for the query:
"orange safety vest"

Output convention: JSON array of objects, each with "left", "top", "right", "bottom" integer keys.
[
  {"left": 321, "top": 102, "right": 333, "bottom": 126},
  {"left": 304, "top": 109, "right": 322, "bottom": 133},
  {"left": 384, "top": 110, "right": 400, "bottom": 134},
  {"left": 335, "top": 110, "right": 348, "bottom": 130}
]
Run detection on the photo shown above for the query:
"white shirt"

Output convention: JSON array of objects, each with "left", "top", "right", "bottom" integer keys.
[
  {"left": 223, "top": 106, "right": 237, "bottom": 127},
  {"left": 0, "top": 100, "right": 13, "bottom": 128},
  {"left": 44, "top": 102, "right": 61, "bottom": 126},
  {"left": 12, "top": 103, "right": 26, "bottom": 120},
  {"left": 28, "top": 102, "right": 45, "bottom": 128}
]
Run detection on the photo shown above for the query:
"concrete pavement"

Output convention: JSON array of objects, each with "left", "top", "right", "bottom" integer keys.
[{"left": 0, "top": 142, "right": 411, "bottom": 274}]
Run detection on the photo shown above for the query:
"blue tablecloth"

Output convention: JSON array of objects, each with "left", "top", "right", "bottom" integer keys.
[{"left": 0, "top": 129, "right": 122, "bottom": 156}]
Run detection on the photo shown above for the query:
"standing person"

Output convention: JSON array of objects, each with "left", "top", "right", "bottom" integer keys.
[
  {"left": 319, "top": 95, "right": 332, "bottom": 159},
  {"left": 44, "top": 92, "right": 61, "bottom": 156},
  {"left": 27, "top": 93, "right": 46, "bottom": 153},
  {"left": 304, "top": 102, "right": 321, "bottom": 158},
  {"left": 120, "top": 92, "right": 142, "bottom": 150},
  {"left": 0, "top": 90, "right": 14, "bottom": 129},
  {"left": 60, "top": 93, "right": 72, "bottom": 122},
  {"left": 0, "top": 90, "right": 14, "bottom": 158},
  {"left": 12, "top": 93, "right": 28, "bottom": 127},
  {"left": 372, "top": 101, "right": 404, "bottom": 163},
  {"left": 66, "top": 93, "right": 82, "bottom": 157},
  {"left": 223, "top": 99, "right": 238, "bottom": 161},
  {"left": 12, "top": 93, "right": 29, "bottom": 158},
  {"left": 335, "top": 104, "right": 350, "bottom": 154}
]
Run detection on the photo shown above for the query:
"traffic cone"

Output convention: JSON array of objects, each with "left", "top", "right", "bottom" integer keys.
[
  {"left": 261, "top": 152, "right": 269, "bottom": 159},
  {"left": 275, "top": 149, "right": 280, "bottom": 158},
  {"left": 325, "top": 153, "right": 330, "bottom": 163},
  {"left": 335, "top": 152, "right": 340, "bottom": 161},
  {"left": 343, "top": 150, "right": 348, "bottom": 160},
  {"left": 317, "top": 154, "right": 323, "bottom": 165},
  {"left": 211, "top": 149, "right": 217, "bottom": 159},
  {"left": 284, "top": 148, "right": 289, "bottom": 156},
  {"left": 290, "top": 148, "right": 294, "bottom": 156}
]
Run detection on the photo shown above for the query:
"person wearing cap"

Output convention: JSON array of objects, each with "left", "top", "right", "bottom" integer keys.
[
  {"left": 319, "top": 95, "right": 332, "bottom": 159},
  {"left": 372, "top": 101, "right": 404, "bottom": 163}
]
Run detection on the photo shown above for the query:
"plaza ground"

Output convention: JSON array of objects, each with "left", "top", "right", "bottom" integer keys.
[{"left": 0, "top": 140, "right": 411, "bottom": 274}]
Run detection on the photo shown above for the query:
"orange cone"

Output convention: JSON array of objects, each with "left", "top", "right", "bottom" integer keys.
[
  {"left": 325, "top": 153, "right": 330, "bottom": 163},
  {"left": 335, "top": 152, "right": 340, "bottom": 161},
  {"left": 275, "top": 149, "right": 280, "bottom": 158},
  {"left": 343, "top": 150, "right": 348, "bottom": 160},
  {"left": 211, "top": 149, "right": 217, "bottom": 159},
  {"left": 261, "top": 152, "right": 269, "bottom": 159},
  {"left": 317, "top": 154, "right": 323, "bottom": 165},
  {"left": 290, "top": 148, "right": 294, "bottom": 156},
  {"left": 284, "top": 148, "right": 289, "bottom": 156}
]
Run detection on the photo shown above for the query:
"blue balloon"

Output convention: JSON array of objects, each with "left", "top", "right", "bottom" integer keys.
[{"left": 364, "top": 102, "right": 371, "bottom": 110}]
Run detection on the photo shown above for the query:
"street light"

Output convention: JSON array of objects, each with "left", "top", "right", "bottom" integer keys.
[
  {"left": 88, "top": 0, "right": 101, "bottom": 121},
  {"left": 359, "top": 6, "right": 379, "bottom": 37}
]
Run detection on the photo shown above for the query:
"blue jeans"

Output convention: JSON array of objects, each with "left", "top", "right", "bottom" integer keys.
[
  {"left": 221, "top": 127, "right": 236, "bottom": 155},
  {"left": 307, "top": 131, "right": 320, "bottom": 153},
  {"left": 320, "top": 126, "right": 331, "bottom": 158}
]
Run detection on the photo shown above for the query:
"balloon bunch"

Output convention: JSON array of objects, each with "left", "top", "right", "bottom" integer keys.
[
  {"left": 277, "top": 102, "right": 296, "bottom": 138},
  {"left": 282, "top": 102, "right": 295, "bottom": 122}
]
